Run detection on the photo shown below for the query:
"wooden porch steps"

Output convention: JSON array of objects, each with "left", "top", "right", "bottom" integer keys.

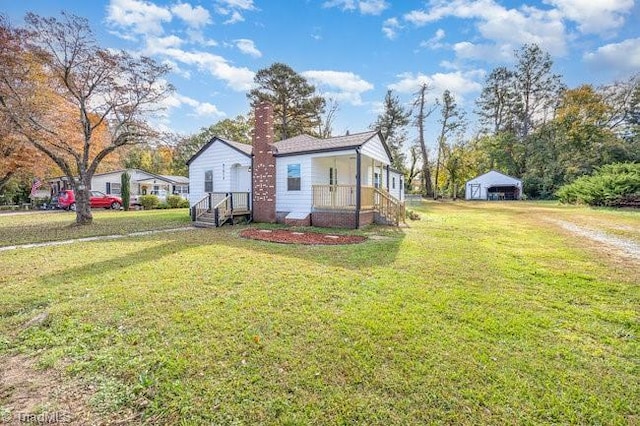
[{"left": 194, "top": 210, "right": 251, "bottom": 228}]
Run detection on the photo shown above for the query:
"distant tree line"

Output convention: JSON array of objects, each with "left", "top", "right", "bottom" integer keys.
[{"left": 2, "top": 10, "right": 638, "bottom": 212}]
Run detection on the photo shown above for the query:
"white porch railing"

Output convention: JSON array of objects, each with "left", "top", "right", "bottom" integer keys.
[{"left": 312, "top": 185, "right": 405, "bottom": 225}]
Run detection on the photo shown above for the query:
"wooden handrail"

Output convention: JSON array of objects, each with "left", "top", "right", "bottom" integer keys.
[
  {"left": 373, "top": 187, "right": 405, "bottom": 225},
  {"left": 192, "top": 194, "right": 210, "bottom": 221},
  {"left": 213, "top": 194, "right": 232, "bottom": 226}
]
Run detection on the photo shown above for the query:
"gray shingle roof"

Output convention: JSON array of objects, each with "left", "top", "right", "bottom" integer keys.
[
  {"left": 223, "top": 139, "right": 253, "bottom": 155},
  {"left": 160, "top": 175, "right": 190, "bottom": 184},
  {"left": 272, "top": 130, "right": 379, "bottom": 156}
]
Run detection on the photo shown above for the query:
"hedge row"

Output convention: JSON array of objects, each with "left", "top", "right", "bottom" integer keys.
[
  {"left": 555, "top": 163, "right": 640, "bottom": 207},
  {"left": 138, "top": 195, "right": 190, "bottom": 210}
]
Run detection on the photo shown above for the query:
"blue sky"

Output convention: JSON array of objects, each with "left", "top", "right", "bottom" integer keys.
[{"left": 3, "top": 0, "right": 640, "bottom": 144}]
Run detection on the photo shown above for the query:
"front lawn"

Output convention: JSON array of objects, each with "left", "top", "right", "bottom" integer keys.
[
  {"left": 0, "top": 209, "right": 191, "bottom": 247},
  {"left": 0, "top": 202, "right": 638, "bottom": 424}
]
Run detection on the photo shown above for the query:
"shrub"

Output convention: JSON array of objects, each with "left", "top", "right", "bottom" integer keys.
[
  {"left": 406, "top": 209, "right": 421, "bottom": 221},
  {"left": 157, "top": 202, "right": 169, "bottom": 209},
  {"left": 179, "top": 198, "right": 190, "bottom": 208},
  {"left": 166, "top": 195, "right": 183, "bottom": 208},
  {"left": 556, "top": 162, "right": 640, "bottom": 207},
  {"left": 121, "top": 172, "right": 131, "bottom": 211},
  {"left": 138, "top": 195, "right": 160, "bottom": 210}
]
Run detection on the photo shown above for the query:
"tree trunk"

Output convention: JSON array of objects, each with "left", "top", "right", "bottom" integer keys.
[
  {"left": 74, "top": 178, "right": 93, "bottom": 225},
  {"left": 433, "top": 143, "right": 441, "bottom": 200}
]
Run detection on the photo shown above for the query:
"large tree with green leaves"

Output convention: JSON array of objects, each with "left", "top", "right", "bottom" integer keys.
[
  {"left": 172, "top": 114, "right": 252, "bottom": 175},
  {"left": 247, "top": 63, "right": 325, "bottom": 141},
  {"left": 371, "top": 90, "right": 411, "bottom": 172},
  {"left": 0, "top": 13, "right": 171, "bottom": 224}
]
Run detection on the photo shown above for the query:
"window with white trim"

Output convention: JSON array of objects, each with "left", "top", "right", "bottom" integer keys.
[
  {"left": 204, "top": 170, "right": 213, "bottom": 193},
  {"left": 287, "top": 164, "right": 301, "bottom": 191}
]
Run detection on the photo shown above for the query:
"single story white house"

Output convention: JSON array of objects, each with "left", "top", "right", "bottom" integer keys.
[
  {"left": 465, "top": 170, "right": 522, "bottom": 200},
  {"left": 187, "top": 102, "right": 405, "bottom": 228},
  {"left": 49, "top": 168, "right": 189, "bottom": 200}
]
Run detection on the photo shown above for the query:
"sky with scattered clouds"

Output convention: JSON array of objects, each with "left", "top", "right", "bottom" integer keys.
[{"left": 4, "top": 0, "right": 639, "bottom": 141}]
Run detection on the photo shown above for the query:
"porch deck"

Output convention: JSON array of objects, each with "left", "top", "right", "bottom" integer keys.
[{"left": 312, "top": 185, "right": 405, "bottom": 225}]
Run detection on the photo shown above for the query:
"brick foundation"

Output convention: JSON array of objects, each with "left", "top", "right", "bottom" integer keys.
[
  {"left": 284, "top": 216, "right": 311, "bottom": 227},
  {"left": 310, "top": 210, "right": 375, "bottom": 229}
]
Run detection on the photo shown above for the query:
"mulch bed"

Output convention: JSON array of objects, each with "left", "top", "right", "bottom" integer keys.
[{"left": 240, "top": 228, "right": 366, "bottom": 245}]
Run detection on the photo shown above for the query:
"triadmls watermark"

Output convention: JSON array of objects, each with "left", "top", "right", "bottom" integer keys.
[{"left": 4, "top": 411, "right": 72, "bottom": 424}]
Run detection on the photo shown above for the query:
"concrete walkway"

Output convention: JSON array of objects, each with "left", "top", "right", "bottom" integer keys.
[{"left": 0, "top": 227, "right": 194, "bottom": 252}]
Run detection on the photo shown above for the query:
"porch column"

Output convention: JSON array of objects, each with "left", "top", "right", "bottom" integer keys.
[
  {"left": 355, "top": 148, "right": 361, "bottom": 229},
  {"left": 386, "top": 165, "right": 390, "bottom": 191},
  {"left": 371, "top": 158, "right": 375, "bottom": 187}
]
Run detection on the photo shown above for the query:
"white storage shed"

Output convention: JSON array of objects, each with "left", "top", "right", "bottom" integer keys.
[{"left": 465, "top": 170, "right": 522, "bottom": 200}]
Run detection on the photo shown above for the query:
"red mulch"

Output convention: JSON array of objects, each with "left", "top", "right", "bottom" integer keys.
[{"left": 240, "top": 229, "right": 366, "bottom": 245}]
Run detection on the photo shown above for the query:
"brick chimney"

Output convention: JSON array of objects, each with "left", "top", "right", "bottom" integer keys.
[{"left": 251, "top": 101, "right": 277, "bottom": 223}]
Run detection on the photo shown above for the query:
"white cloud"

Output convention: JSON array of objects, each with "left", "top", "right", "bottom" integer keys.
[
  {"left": 382, "top": 17, "right": 401, "bottom": 40},
  {"left": 302, "top": 70, "right": 374, "bottom": 105},
  {"left": 420, "top": 28, "right": 445, "bottom": 49},
  {"left": 215, "top": 0, "right": 256, "bottom": 24},
  {"left": 453, "top": 41, "right": 514, "bottom": 62},
  {"left": 584, "top": 38, "right": 640, "bottom": 74},
  {"left": 163, "top": 93, "right": 226, "bottom": 118},
  {"left": 234, "top": 39, "right": 262, "bottom": 58},
  {"left": 171, "top": 3, "right": 212, "bottom": 28},
  {"left": 403, "top": 0, "right": 568, "bottom": 58},
  {"left": 323, "top": 0, "right": 356, "bottom": 11},
  {"left": 217, "top": 0, "right": 255, "bottom": 9},
  {"left": 147, "top": 35, "right": 184, "bottom": 50},
  {"left": 358, "top": 0, "right": 389, "bottom": 15},
  {"left": 323, "top": 0, "right": 389, "bottom": 15},
  {"left": 106, "top": 0, "right": 172, "bottom": 36},
  {"left": 186, "top": 29, "right": 218, "bottom": 46},
  {"left": 224, "top": 11, "right": 244, "bottom": 24},
  {"left": 145, "top": 45, "right": 255, "bottom": 91},
  {"left": 194, "top": 102, "right": 225, "bottom": 117},
  {"left": 543, "top": 0, "right": 634, "bottom": 34},
  {"left": 388, "top": 71, "right": 483, "bottom": 103}
]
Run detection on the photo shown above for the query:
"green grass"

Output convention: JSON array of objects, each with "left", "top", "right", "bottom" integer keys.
[
  {"left": 0, "top": 202, "right": 638, "bottom": 424},
  {"left": 0, "top": 209, "right": 192, "bottom": 247}
]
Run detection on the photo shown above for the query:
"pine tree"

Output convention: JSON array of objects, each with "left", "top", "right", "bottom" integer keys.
[
  {"left": 371, "top": 90, "right": 410, "bottom": 172},
  {"left": 247, "top": 63, "right": 325, "bottom": 141}
]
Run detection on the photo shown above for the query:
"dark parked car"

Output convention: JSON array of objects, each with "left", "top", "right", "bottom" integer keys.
[{"left": 57, "top": 190, "right": 122, "bottom": 211}]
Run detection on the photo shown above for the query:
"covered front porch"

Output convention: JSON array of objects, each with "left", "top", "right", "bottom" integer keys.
[{"left": 309, "top": 153, "right": 405, "bottom": 226}]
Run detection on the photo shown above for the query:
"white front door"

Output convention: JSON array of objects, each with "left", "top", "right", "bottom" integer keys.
[{"left": 232, "top": 165, "right": 251, "bottom": 192}]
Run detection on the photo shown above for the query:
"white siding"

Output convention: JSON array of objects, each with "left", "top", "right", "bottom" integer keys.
[
  {"left": 360, "top": 134, "right": 391, "bottom": 165},
  {"left": 388, "top": 169, "right": 404, "bottom": 201},
  {"left": 91, "top": 169, "right": 156, "bottom": 195},
  {"left": 275, "top": 154, "right": 314, "bottom": 213},
  {"left": 188, "top": 141, "right": 251, "bottom": 206}
]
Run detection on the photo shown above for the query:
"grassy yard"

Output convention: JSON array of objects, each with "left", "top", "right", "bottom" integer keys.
[
  {"left": 0, "top": 209, "right": 192, "bottom": 247},
  {"left": 0, "top": 202, "right": 638, "bottom": 424}
]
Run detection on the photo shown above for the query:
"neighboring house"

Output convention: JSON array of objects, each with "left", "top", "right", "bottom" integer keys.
[
  {"left": 48, "top": 169, "right": 189, "bottom": 201},
  {"left": 188, "top": 102, "right": 405, "bottom": 228},
  {"left": 465, "top": 170, "right": 522, "bottom": 200}
]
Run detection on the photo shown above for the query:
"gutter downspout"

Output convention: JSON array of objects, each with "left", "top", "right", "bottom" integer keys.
[{"left": 355, "top": 148, "right": 361, "bottom": 229}]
